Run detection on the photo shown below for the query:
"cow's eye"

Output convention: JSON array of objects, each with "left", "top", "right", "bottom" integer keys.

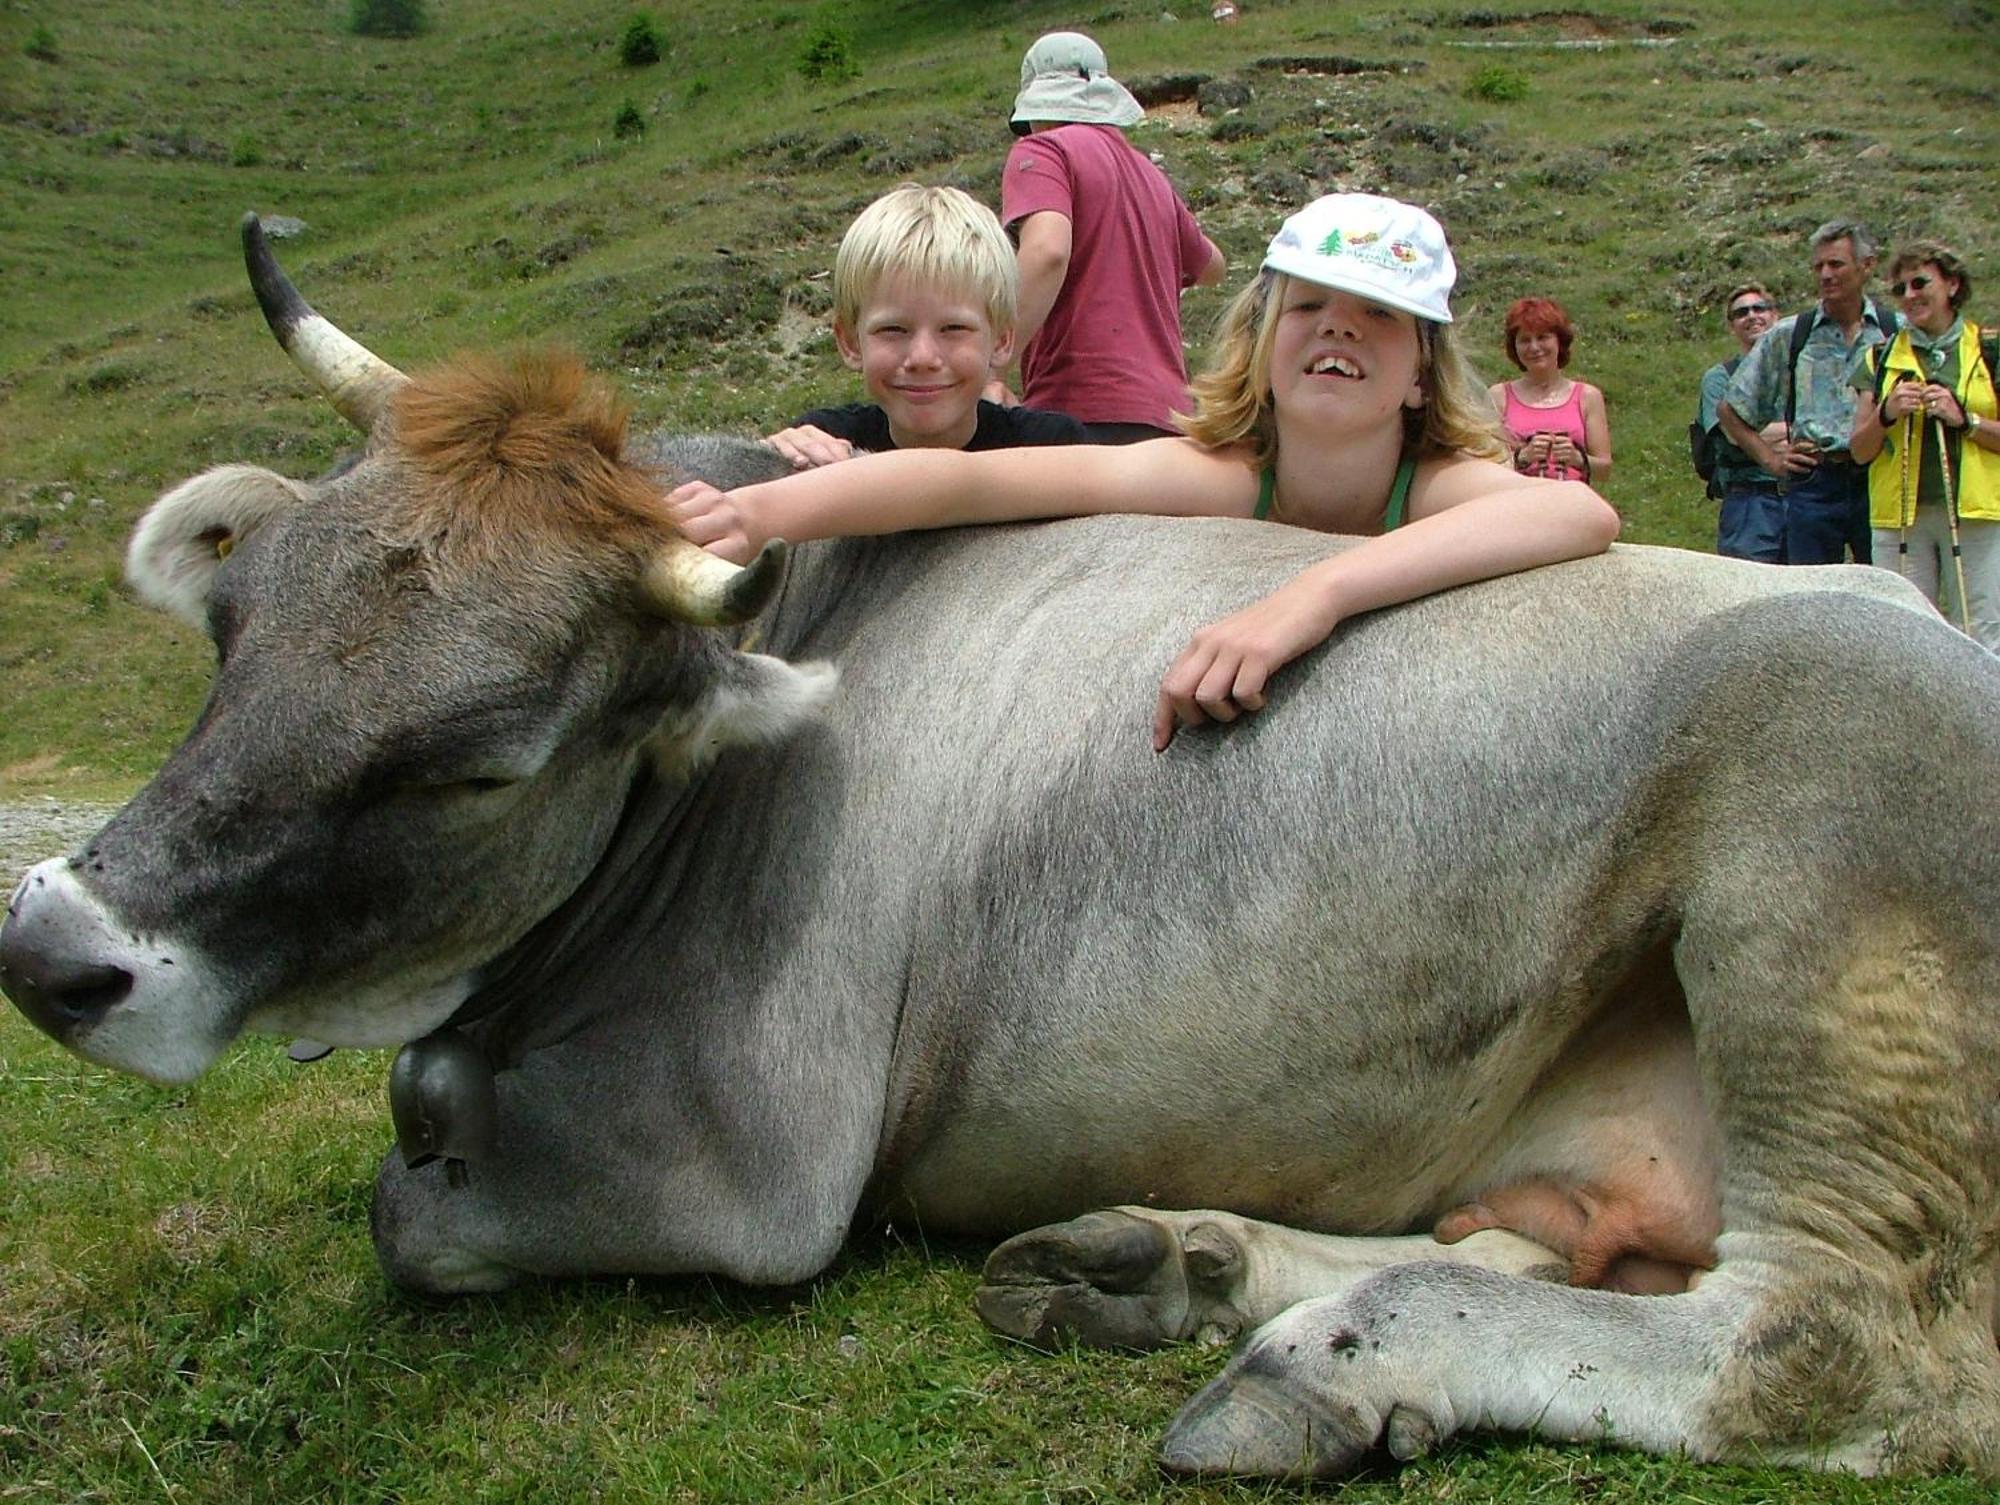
[{"left": 389, "top": 773, "right": 520, "bottom": 802}]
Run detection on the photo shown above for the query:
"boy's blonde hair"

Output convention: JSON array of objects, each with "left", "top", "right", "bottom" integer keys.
[
  {"left": 833, "top": 184, "right": 1018, "bottom": 335},
  {"left": 1178, "top": 272, "right": 1506, "bottom": 468}
]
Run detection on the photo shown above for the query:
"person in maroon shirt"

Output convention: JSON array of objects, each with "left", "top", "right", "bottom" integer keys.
[{"left": 998, "top": 32, "right": 1227, "bottom": 443}]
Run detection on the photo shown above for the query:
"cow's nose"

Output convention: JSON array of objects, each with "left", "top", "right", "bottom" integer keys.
[{"left": 0, "top": 891, "right": 135, "bottom": 1042}]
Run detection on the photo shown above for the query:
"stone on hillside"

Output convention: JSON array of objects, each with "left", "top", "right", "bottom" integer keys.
[{"left": 260, "top": 216, "right": 310, "bottom": 239}]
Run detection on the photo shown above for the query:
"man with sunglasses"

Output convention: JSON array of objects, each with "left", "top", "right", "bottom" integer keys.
[
  {"left": 1718, "top": 219, "right": 1900, "bottom": 565},
  {"left": 1697, "top": 282, "right": 1782, "bottom": 559}
]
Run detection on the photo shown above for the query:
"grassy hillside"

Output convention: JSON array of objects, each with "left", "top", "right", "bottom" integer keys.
[{"left": 3, "top": 2, "right": 1999, "bottom": 1501}]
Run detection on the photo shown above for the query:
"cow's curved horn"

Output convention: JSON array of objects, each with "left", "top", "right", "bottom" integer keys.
[
  {"left": 241, "top": 211, "right": 406, "bottom": 433},
  {"left": 639, "top": 536, "right": 789, "bottom": 627}
]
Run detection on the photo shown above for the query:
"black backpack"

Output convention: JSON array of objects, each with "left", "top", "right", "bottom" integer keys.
[{"left": 1688, "top": 354, "right": 1744, "bottom": 499}]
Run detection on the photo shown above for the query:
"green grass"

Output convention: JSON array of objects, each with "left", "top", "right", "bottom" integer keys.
[
  {"left": 3, "top": 0, "right": 1999, "bottom": 1497},
  {"left": 6, "top": 1024, "right": 1996, "bottom": 1504}
]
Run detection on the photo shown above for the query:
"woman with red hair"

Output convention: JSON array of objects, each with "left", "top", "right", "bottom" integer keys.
[{"left": 1488, "top": 296, "right": 1612, "bottom": 485}]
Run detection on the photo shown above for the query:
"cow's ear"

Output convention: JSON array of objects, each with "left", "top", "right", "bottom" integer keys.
[
  {"left": 126, "top": 464, "right": 310, "bottom": 630},
  {"left": 645, "top": 651, "right": 838, "bottom": 779}
]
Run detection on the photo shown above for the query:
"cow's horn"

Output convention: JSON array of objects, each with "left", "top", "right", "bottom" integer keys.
[
  {"left": 241, "top": 211, "right": 407, "bottom": 433},
  {"left": 639, "top": 536, "right": 789, "bottom": 627}
]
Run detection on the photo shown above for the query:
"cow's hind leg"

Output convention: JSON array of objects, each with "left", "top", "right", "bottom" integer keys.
[
  {"left": 1159, "top": 1263, "right": 1768, "bottom": 1478},
  {"left": 1166, "top": 603, "right": 2000, "bottom": 1479},
  {"left": 976, "top": 1209, "right": 1564, "bottom": 1350}
]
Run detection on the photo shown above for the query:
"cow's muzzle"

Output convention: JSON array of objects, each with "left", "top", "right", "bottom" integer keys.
[{"left": 1, "top": 868, "right": 135, "bottom": 1043}]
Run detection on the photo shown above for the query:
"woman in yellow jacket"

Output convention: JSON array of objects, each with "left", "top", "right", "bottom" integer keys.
[{"left": 1850, "top": 240, "right": 1999, "bottom": 651}]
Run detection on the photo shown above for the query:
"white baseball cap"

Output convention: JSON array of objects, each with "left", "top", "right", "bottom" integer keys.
[
  {"left": 1262, "top": 193, "right": 1456, "bottom": 324},
  {"left": 1010, "top": 32, "right": 1144, "bottom": 136}
]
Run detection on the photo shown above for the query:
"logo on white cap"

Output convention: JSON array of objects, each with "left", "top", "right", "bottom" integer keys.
[{"left": 1262, "top": 194, "right": 1456, "bottom": 324}]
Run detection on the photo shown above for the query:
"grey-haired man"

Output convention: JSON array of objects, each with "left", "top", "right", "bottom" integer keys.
[{"left": 1718, "top": 219, "right": 1899, "bottom": 564}]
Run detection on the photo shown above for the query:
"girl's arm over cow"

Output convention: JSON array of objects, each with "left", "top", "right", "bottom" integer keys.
[{"left": 1144, "top": 456, "right": 1612, "bottom": 748}]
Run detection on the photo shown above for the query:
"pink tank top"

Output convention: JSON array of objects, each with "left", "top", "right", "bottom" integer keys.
[{"left": 1501, "top": 381, "right": 1589, "bottom": 482}]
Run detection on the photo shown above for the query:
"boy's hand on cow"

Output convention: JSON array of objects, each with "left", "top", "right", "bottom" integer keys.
[
  {"left": 1154, "top": 580, "right": 1336, "bottom": 752},
  {"left": 664, "top": 481, "right": 759, "bottom": 565},
  {"left": 764, "top": 425, "right": 854, "bottom": 470}
]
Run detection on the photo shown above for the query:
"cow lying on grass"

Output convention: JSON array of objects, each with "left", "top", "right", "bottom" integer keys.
[{"left": 4, "top": 217, "right": 1998, "bottom": 1481}]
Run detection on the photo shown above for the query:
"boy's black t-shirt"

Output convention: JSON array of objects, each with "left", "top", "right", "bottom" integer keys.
[{"left": 789, "top": 398, "right": 1092, "bottom": 452}]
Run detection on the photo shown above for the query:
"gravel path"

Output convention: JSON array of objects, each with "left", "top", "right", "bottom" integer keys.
[{"left": 0, "top": 799, "right": 121, "bottom": 881}]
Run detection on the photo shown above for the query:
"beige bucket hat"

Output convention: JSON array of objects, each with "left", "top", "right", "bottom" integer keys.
[{"left": 1010, "top": 32, "right": 1145, "bottom": 136}]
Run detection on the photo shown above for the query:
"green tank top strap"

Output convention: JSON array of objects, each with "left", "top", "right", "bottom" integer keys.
[
  {"left": 1385, "top": 455, "right": 1415, "bottom": 531},
  {"left": 1252, "top": 455, "right": 1415, "bottom": 529}
]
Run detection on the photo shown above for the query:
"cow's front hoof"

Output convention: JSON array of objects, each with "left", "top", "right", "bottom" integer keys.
[
  {"left": 370, "top": 1151, "right": 522, "bottom": 1296},
  {"left": 976, "top": 1207, "right": 1252, "bottom": 1351},
  {"left": 1159, "top": 1368, "right": 1375, "bottom": 1480},
  {"left": 976, "top": 1209, "right": 1180, "bottom": 1350}
]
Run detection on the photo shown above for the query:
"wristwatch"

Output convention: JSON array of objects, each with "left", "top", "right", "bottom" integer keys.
[{"left": 1970, "top": 413, "right": 1984, "bottom": 438}]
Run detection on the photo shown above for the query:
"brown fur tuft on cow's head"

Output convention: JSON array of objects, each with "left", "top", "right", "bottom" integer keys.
[{"left": 386, "top": 349, "right": 667, "bottom": 558}]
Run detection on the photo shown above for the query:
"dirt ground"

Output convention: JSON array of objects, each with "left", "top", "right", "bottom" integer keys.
[{"left": 0, "top": 799, "right": 118, "bottom": 881}]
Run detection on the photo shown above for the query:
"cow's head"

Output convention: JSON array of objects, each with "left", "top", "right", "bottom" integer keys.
[{"left": 0, "top": 218, "right": 832, "bottom": 1083}]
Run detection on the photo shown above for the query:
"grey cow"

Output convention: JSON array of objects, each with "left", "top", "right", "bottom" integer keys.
[{"left": 5, "top": 220, "right": 2000, "bottom": 1482}]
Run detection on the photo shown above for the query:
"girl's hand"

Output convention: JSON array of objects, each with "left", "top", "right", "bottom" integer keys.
[
  {"left": 1154, "top": 580, "right": 1336, "bottom": 751},
  {"left": 664, "top": 481, "right": 758, "bottom": 564},
  {"left": 1549, "top": 435, "right": 1583, "bottom": 470}
]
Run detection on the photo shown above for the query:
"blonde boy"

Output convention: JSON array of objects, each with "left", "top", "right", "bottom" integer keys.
[{"left": 766, "top": 184, "right": 1088, "bottom": 468}]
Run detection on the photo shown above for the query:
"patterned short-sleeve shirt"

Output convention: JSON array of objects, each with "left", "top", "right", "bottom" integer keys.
[{"left": 1725, "top": 300, "right": 1898, "bottom": 453}]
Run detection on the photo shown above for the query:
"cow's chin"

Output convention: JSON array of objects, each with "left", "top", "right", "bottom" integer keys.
[
  {"left": 69, "top": 1011, "right": 236, "bottom": 1085},
  {"left": 67, "top": 961, "right": 474, "bottom": 1082},
  {"left": 242, "top": 972, "right": 475, "bottom": 1053}
]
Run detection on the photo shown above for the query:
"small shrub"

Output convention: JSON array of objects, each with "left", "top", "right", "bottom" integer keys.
[
  {"left": 797, "top": 18, "right": 857, "bottom": 84},
  {"left": 64, "top": 361, "right": 146, "bottom": 396},
  {"left": 24, "top": 23, "right": 57, "bottom": 61},
  {"left": 349, "top": 0, "right": 427, "bottom": 39},
  {"left": 1209, "top": 116, "right": 1267, "bottom": 143},
  {"left": 613, "top": 99, "right": 645, "bottom": 140},
  {"left": 231, "top": 135, "right": 263, "bottom": 168},
  {"left": 619, "top": 13, "right": 663, "bottom": 67},
  {"left": 685, "top": 76, "right": 711, "bottom": 103},
  {"left": 1467, "top": 64, "right": 1529, "bottom": 103}
]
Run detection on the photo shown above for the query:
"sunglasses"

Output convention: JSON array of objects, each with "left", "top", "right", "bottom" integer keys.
[
  {"left": 1728, "top": 301, "right": 1775, "bottom": 319},
  {"left": 1890, "top": 275, "right": 1935, "bottom": 297}
]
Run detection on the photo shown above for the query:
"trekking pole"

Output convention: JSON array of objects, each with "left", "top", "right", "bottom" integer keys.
[
  {"left": 1896, "top": 408, "right": 1915, "bottom": 583},
  {"left": 1934, "top": 408, "right": 1973, "bottom": 634}
]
